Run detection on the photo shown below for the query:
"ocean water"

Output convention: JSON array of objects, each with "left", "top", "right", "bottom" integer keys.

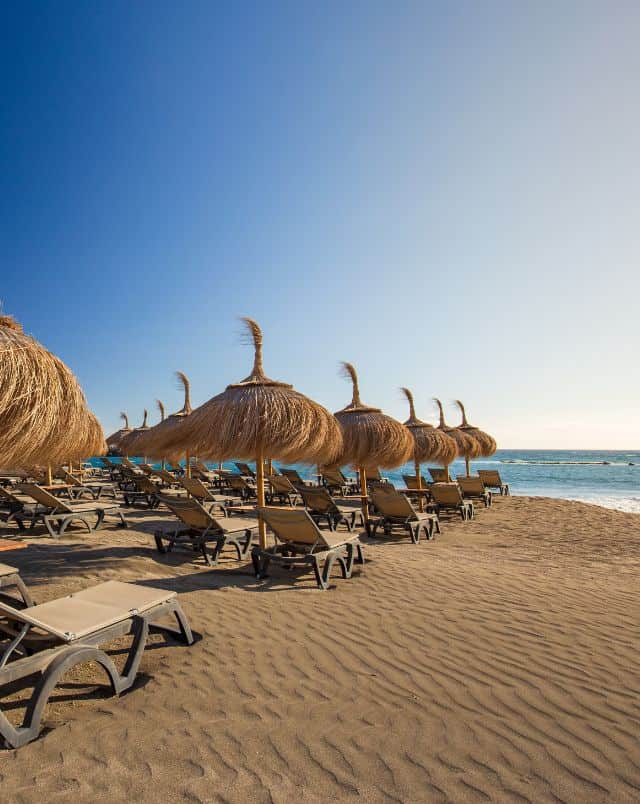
[{"left": 94, "top": 449, "right": 640, "bottom": 513}]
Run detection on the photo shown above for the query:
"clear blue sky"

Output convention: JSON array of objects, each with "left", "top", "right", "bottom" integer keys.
[{"left": 3, "top": 2, "right": 639, "bottom": 448}]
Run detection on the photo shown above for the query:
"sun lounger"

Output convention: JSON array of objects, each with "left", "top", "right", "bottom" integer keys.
[
  {"left": 60, "top": 469, "right": 117, "bottom": 500},
  {"left": 370, "top": 487, "right": 440, "bottom": 543},
  {"left": 429, "top": 483, "right": 474, "bottom": 520},
  {"left": 16, "top": 484, "right": 128, "bottom": 537},
  {"left": 477, "top": 470, "right": 510, "bottom": 496},
  {"left": 234, "top": 462, "right": 256, "bottom": 478},
  {"left": 428, "top": 467, "right": 448, "bottom": 482},
  {"left": 266, "top": 474, "right": 301, "bottom": 506},
  {"left": 320, "top": 466, "right": 357, "bottom": 496},
  {"left": 0, "top": 486, "right": 40, "bottom": 527},
  {"left": 456, "top": 476, "right": 492, "bottom": 507},
  {"left": 252, "top": 507, "right": 364, "bottom": 590},
  {"left": 179, "top": 476, "right": 237, "bottom": 514},
  {"left": 278, "top": 468, "right": 311, "bottom": 488},
  {"left": 154, "top": 495, "right": 258, "bottom": 566},
  {"left": 227, "top": 475, "right": 257, "bottom": 500},
  {"left": 402, "top": 474, "right": 431, "bottom": 491},
  {"left": 299, "top": 486, "right": 364, "bottom": 532},
  {"left": 0, "top": 563, "right": 33, "bottom": 607},
  {"left": 0, "top": 579, "right": 193, "bottom": 748},
  {"left": 122, "top": 475, "right": 163, "bottom": 509}
]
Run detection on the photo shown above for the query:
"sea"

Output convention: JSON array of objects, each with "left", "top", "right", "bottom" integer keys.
[{"left": 92, "top": 449, "right": 640, "bottom": 513}]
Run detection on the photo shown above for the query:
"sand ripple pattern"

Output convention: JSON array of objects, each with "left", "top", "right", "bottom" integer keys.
[{"left": 1, "top": 497, "right": 639, "bottom": 802}]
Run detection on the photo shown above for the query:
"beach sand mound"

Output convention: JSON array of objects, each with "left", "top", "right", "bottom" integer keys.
[{"left": 1, "top": 496, "right": 638, "bottom": 802}]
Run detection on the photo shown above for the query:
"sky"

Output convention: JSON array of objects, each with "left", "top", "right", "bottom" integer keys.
[{"left": 2, "top": 1, "right": 639, "bottom": 449}]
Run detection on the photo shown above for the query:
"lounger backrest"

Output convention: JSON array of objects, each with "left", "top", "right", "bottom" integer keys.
[
  {"left": 299, "top": 486, "right": 338, "bottom": 515},
  {"left": 234, "top": 462, "right": 255, "bottom": 477},
  {"left": 428, "top": 467, "right": 448, "bottom": 482},
  {"left": 457, "top": 476, "right": 484, "bottom": 494},
  {"left": 17, "top": 483, "right": 71, "bottom": 512},
  {"left": 157, "top": 494, "right": 215, "bottom": 531},
  {"left": 135, "top": 476, "right": 158, "bottom": 494},
  {"left": 321, "top": 466, "right": 346, "bottom": 486},
  {"left": 257, "top": 506, "right": 349, "bottom": 549},
  {"left": 370, "top": 488, "right": 416, "bottom": 519},
  {"left": 62, "top": 470, "right": 83, "bottom": 487},
  {"left": 268, "top": 474, "right": 297, "bottom": 494},
  {"left": 365, "top": 467, "right": 382, "bottom": 481},
  {"left": 156, "top": 469, "right": 178, "bottom": 484},
  {"left": 478, "top": 470, "right": 502, "bottom": 486},
  {"left": 0, "top": 486, "right": 22, "bottom": 503},
  {"left": 180, "top": 476, "right": 209, "bottom": 500},
  {"left": 228, "top": 475, "right": 251, "bottom": 491},
  {"left": 430, "top": 482, "right": 463, "bottom": 505},
  {"left": 279, "top": 468, "right": 304, "bottom": 485},
  {"left": 402, "top": 474, "right": 429, "bottom": 490},
  {"left": 100, "top": 457, "right": 114, "bottom": 468}
]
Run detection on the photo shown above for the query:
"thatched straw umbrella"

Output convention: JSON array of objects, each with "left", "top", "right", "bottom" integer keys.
[
  {"left": 335, "top": 363, "right": 413, "bottom": 520},
  {"left": 401, "top": 388, "right": 457, "bottom": 510},
  {"left": 106, "top": 412, "right": 133, "bottom": 454},
  {"left": 131, "top": 373, "right": 194, "bottom": 476},
  {"left": 455, "top": 400, "right": 497, "bottom": 475},
  {"left": 70, "top": 412, "right": 106, "bottom": 477},
  {"left": 0, "top": 313, "right": 93, "bottom": 482},
  {"left": 118, "top": 409, "right": 150, "bottom": 458},
  {"left": 434, "top": 398, "right": 481, "bottom": 480},
  {"left": 166, "top": 318, "right": 343, "bottom": 547}
]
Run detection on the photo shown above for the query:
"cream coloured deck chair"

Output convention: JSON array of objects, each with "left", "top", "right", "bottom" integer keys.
[
  {"left": 252, "top": 507, "right": 364, "bottom": 590},
  {"left": 0, "top": 580, "right": 193, "bottom": 748},
  {"left": 429, "top": 483, "right": 474, "bottom": 520},
  {"left": 477, "top": 470, "right": 510, "bottom": 496},
  {"left": 16, "top": 484, "right": 128, "bottom": 537},
  {"left": 299, "top": 486, "right": 364, "bottom": 532},
  {"left": 266, "top": 474, "right": 301, "bottom": 506},
  {"left": 154, "top": 494, "right": 258, "bottom": 566},
  {"left": 370, "top": 487, "right": 440, "bottom": 543},
  {"left": 179, "top": 476, "right": 237, "bottom": 514},
  {"left": 320, "top": 466, "right": 357, "bottom": 496},
  {"left": 456, "top": 476, "right": 492, "bottom": 507},
  {"left": 0, "top": 563, "right": 33, "bottom": 607},
  {"left": 61, "top": 469, "right": 117, "bottom": 501}
]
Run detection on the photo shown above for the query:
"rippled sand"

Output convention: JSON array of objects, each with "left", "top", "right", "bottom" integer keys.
[{"left": 1, "top": 496, "right": 639, "bottom": 802}]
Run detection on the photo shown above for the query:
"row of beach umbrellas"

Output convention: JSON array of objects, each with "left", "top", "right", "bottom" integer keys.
[
  {"left": 106, "top": 318, "right": 497, "bottom": 545},
  {"left": 0, "top": 313, "right": 496, "bottom": 548}
]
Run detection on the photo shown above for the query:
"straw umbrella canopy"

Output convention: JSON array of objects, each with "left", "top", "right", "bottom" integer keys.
[
  {"left": 335, "top": 363, "right": 413, "bottom": 520},
  {"left": 401, "top": 387, "right": 457, "bottom": 507},
  {"left": 0, "top": 313, "right": 92, "bottom": 475},
  {"left": 455, "top": 400, "right": 497, "bottom": 474},
  {"left": 433, "top": 398, "right": 481, "bottom": 479},
  {"left": 106, "top": 412, "right": 133, "bottom": 454},
  {"left": 166, "top": 318, "right": 343, "bottom": 547},
  {"left": 131, "top": 373, "right": 195, "bottom": 474},
  {"left": 118, "top": 409, "right": 150, "bottom": 458}
]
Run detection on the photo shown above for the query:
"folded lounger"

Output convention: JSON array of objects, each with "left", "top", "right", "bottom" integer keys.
[
  {"left": 370, "top": 487, "right": 440, "bottom": 543},
  {"left": 16, "top": 483, "right": 128, "bottom": 537},
  {"left": 429, "top": 483, "right": 475, "bottom": 520},
  {"left": 154, "top": 494, "right": 258, "bottom": 566},
  {"left": 477, "top": 470, "right": 510, "bottom": 496},
  {"left": 252, "top": 507, "right": 364, "bottom": 590},
  {"left": 298, "top": 486, "right": 364, "bottom": 532},
  {"left": 0, "top": 579, "right": 193, "bottom": 748}
]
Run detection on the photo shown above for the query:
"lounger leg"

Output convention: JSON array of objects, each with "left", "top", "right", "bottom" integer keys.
[
  {"left": 313, "top": 556, "right": 329, "bottom": 590},
  {"left": 117, "top": 510, "right": 129, "bottom": 528},
  {"left": 151, "top": 600, "right": 194, "bottom": 645}
]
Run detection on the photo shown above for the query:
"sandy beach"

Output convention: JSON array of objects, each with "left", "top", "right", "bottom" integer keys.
[{"left": 0, "top": 496, "right": 638, "bottom": 803}]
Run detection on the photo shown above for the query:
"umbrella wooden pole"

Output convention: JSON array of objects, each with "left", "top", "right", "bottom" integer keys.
[
  {"left": 415, "top": 458, "right": 424, "bottom": 512},
  {"left": 161, "top": 458, "right": 166, "bottom": 470},
  {"left": 359, "top": 465, "right": 369, "bottom": 522},
  {"left": 465, "top": 457, "right": 470, "bottom": 477},
  {"left": 46, "top": 464, "right": 53, "bottom": 486},
  {"left": 256, "top": 449, "right": 267, "bottom": 548},
  {"left": 185, "top": 453, "right": 191, "bottom": 479}
]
